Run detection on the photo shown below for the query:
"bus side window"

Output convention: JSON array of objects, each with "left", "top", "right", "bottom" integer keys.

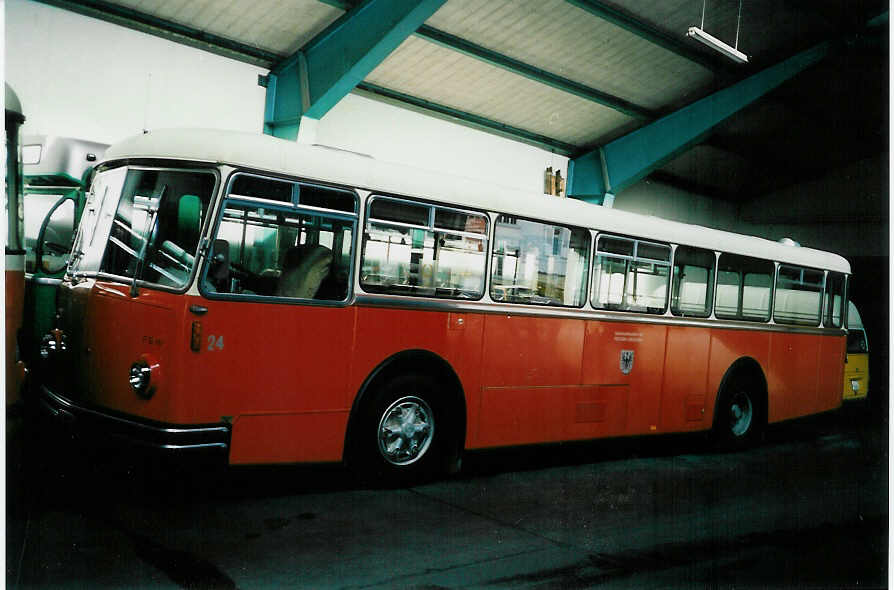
[
  {"left": 592, "top": 235, "right": 670, "bottom": 314},
  {"left": 671, "top": 246, "right": 715, "bottom": 318},
  {"left": 774, "top": 265, "right": 824, "bottom": 326},
  {"left": 490, "top": 216, "right": 589, "bottom": 307},
  {"left": 360, "top": 196, "right": 488, "bottom": 300},
  {"left": 715, "top": 253, "right": 773, "bottom": 322},
  {"left": 206, "top": 201, "right": 352, "bottom": 302}
]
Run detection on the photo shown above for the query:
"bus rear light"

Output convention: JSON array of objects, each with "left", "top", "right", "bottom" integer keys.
[{"left": 191, "top": 321, "right": 202, "bottom": 352}]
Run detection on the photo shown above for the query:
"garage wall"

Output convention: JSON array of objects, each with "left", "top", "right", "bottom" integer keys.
[
  {"left": 611, "top": 180, "right": 740, "bottom": 232},
  {"left": 738, "top": 155, "right": 888, "bottom": 258}
]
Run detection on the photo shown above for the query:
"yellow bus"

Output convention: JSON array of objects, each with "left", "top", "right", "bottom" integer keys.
[{"left": 843, "top": 301, "right": 869, "bottom": 401}]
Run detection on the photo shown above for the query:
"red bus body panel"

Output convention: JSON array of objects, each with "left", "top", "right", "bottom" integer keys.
[
  {"left": 6, "top": 268, "right": 25, "bottom": 405},
  {"left": 69, "top": 280, "right": 845, "bottom": 465}
]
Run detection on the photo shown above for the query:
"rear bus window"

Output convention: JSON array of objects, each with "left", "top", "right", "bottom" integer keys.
[
  {"left": 774, "top": 265, "right": 824, "bottom": 326},
  {"left": 825, "top": 272, "right": 845, "bottom": 328},
  {"left": 360, "top": 196, "right": 488, "bottom": 300},
  {"left": 490, "top": 216, "right": 589, "bottom": 307},
  {"left": 592, "top": 235, "right": 669, "bottom": 314}
]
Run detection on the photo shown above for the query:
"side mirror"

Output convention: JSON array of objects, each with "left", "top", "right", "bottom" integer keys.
[
  {"left": 37, "top": 198, "right": 76, "bottom": 276},
  {"left": 208, "top": 239, "right": 230, "bottom": 289}
]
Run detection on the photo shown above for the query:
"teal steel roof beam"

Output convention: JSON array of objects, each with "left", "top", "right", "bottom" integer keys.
[
  {"left": 317, "top": 1, "right": 654, "bottom": 119},
  {"left": 415, "top": 26, "right": 654, "bottom": 119},
  {"left": 265, "top": 0, "right": 446, "bottom": 140},
  {"left": 567, "top": 41, "right": 832, "bottom": 201},
  {"left": 33, "top": 0, "right": 280, "bottom": 67},
  {"left": 355, "top": 83, "right": 577, "bottom": 155},
  {"left": 563, "top": 0, "right": 730, "bottom": 73}
]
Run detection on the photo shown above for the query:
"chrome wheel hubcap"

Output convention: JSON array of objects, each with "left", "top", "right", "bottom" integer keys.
[
  {"left": 729, "top": 393, "right": 753, "bottom": 437},
  {"left": 378, "top": 396, "right": 434, "bottom": 466}
]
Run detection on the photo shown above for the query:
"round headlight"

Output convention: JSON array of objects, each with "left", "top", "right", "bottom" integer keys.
[{"left": 129, "top": 361, "right": 153, "bottom": 398}]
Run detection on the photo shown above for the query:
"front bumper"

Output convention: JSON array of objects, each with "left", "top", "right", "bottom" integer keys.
[{"left": 39, "top": 385, "right": 231, "bottom": 453}]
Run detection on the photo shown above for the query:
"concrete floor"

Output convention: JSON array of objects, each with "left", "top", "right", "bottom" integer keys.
[{"left": 7, "top": 403, "right": 887, "bottom": 589}]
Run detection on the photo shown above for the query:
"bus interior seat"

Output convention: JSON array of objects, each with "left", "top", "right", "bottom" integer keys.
[
  {"left": 276, "top": 244, "right": 332, "bottom": 299},
  {"left": 607, "top": 273, "right": 624, "bottom": 305},
  {"left": 177, "top": 194, "right": 201, "bottom": 249}
]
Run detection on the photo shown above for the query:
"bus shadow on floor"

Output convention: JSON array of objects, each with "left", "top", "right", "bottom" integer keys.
[{"left": 17, "top": 404, "right": 882, "bottom": 511}]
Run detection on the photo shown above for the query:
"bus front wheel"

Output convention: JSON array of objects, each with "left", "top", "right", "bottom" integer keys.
[{"left": 351, "top": 374, "right": 450, "bottom": 485}]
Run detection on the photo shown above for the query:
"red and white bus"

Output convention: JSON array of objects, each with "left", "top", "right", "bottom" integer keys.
[
  {"left": 5, "top": 83, "right": 27, "bottom": 407},
  {"left": 40, "top": 129, "right": 849, "bottom": 482}
]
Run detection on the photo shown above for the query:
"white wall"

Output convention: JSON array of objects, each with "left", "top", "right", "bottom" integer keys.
[
  {"left": 612, "top": 179, "right": 740, "bottom": 231},
  {"left": 312, "top": 93, "right": 569, "bottom": 193},
  {"left": 5, "top": 0, "right": 267, "bottom": 144},
  {"left": 5, "top": 0, "right": 567, "bottom": 194}
]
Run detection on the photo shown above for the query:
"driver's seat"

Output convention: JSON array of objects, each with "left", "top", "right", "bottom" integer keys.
[{"left": 276, "top": 244, "right": 332, "bottom": 299}]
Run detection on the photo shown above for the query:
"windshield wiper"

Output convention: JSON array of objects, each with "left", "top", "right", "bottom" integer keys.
[{"left": 130, "top": 186, "right": 165, "bottom": 297}]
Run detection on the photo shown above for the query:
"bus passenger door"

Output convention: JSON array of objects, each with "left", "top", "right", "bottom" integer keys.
[
  {"left": 187, "top": 192, "right": 359, "bottom": 465},
  {"left": 182, "top": 295, "right": 355, "bottom": 464}
]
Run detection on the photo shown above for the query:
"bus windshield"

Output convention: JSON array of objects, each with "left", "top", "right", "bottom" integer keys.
[{"left": 68, "top": 166, "right": 216, "bottom": 288}]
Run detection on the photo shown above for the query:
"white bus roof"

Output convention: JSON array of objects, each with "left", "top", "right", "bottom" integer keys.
[{"left": 104, "top": 128, "right": 850, "bottom": 274}]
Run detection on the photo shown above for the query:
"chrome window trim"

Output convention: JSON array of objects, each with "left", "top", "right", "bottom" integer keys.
[
  {"left": 227, "top": 193, "right": 359, "bottom": 219},
  {"left": 353, "top": 292, "right": 846, "bottom": 336},
  {"left": 220, "top": 196, "right": 359, "bottom": 224},
  {"left": 367, "top": 219, "right": 488, "bottom": 242}
]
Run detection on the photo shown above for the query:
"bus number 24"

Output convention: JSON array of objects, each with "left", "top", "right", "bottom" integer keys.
[{"left": 207, "top": 335, "right": 224, "bottom": 351}]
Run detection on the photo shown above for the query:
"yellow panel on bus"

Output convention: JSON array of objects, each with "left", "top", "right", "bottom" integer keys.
[{"left": 843, "top": 302, "right": 869, "bottom": 401}]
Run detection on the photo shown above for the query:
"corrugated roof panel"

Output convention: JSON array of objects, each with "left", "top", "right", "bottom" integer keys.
[
  {"left": 425, "top": 0, "right": 715, "bottom": 111},
  {"left": 366, "top": 36, "right": 634, "bottom": 147},
  {"left": 109, "top": 0, "right": 343, "bottom": 56}
]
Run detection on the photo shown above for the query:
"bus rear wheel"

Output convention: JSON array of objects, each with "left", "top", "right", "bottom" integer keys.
[
  {"left": 351, "top": 374, "right": 450, "bottom": 486},
  {"left": 713, "top": 382, "right": 763, "bottom": 450}
]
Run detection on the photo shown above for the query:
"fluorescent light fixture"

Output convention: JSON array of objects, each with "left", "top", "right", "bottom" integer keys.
[{"left": 687, "top": 26, "right": 748, "bottom": 64}]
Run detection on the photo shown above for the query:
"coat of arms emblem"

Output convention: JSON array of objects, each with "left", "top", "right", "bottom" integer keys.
[{"left": 620, "top": 350, "right": 634, "bottom": 375}]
